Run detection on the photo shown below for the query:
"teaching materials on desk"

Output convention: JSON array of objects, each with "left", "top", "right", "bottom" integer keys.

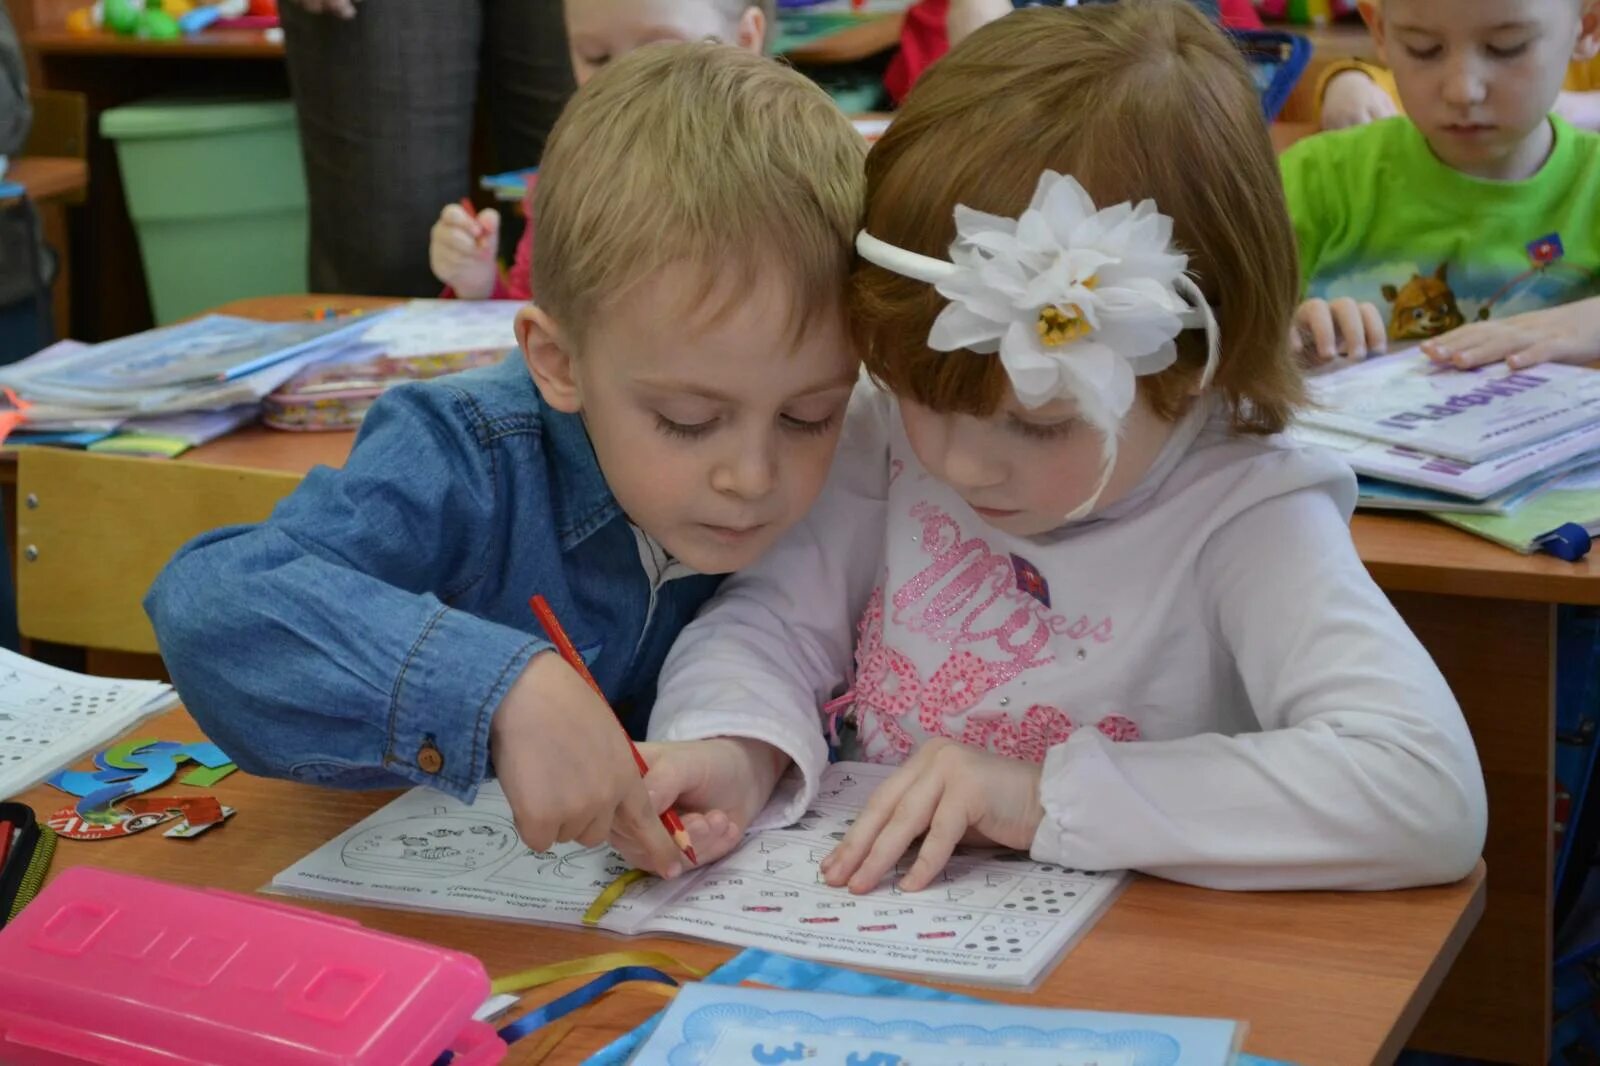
[
  {"left": 87, "top": 403, "right": 261, "bottom": 458},
  {"left": 630, "top": 983, "right": 1245, "bottom": 1066},
  {"left": 48, "top": 736, "right": 233, "bottom": 818},
  {"left": 1434, "top": 461, "right": 1600, "bottom": 559},
  {"left": 0, "top": 650, "right": 178, "bottom": 802},
  {"left": 273, "top": 762, "right": 1127, "bottom": 988},
  {"left": 1357, "top": 477, "right": 1510, "bottom": 515},
  {"left": 1299, "top": 350, "right": 1600, "bottom": 463},
  {"left": 1296, "top": 421, "right": 1600, "bottom": 501},
  {"left": 263, "top": 346, "right": 508, "bottom": 431},
  {"left": 0, "top": 315, "right": 390, "bottom": 423},
  {"left": 266, "top": 300, "right": 517, "bottom": 431},
  {"left": 357, "top": 299, "right": 523, "bottom": 359},
  {"left": 1353, "top": 448, "right": 1600, "bottom": 516},
  {"left": 528, "top": 595, "right": 696, "bottom": 865},
  {"left": 23, "top": 314, "right": 369, "bottom": 392},
  {"left": 594, "top": 949, "right": 1293, "bottom": 1066},
  {"left": 0, "top": 867, "right": 506, "bottom": 1066}
]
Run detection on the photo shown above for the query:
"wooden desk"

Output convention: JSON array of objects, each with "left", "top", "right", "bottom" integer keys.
[
  {"left": 5, "top": 706, "right": 1484, "bottom": 1065},
  {"left": 4, "top": 155, "right": 87, "bottom": 204},
  {"left": 1, "top": 274, "right": 1582, "bottom": 1061}
]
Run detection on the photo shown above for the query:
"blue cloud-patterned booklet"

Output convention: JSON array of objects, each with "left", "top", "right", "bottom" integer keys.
[{"left": 630, "top": 983, "right": 1244, "bottom": 1066}]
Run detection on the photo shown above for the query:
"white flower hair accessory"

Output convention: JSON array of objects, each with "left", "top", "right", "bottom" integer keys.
[{"left": 856, "top": 170, "right": 1220, "bottom": 520}]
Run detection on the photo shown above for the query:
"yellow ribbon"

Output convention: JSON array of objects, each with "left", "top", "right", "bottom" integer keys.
[
  {"left": 491, "top": 950, "right": 707, "bottom": 996},
  {"left": 582, "top": 868, "right": 649, "bottom": 926}
]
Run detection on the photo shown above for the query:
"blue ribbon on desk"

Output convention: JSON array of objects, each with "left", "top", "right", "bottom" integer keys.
[{"left": 432, "top": 965, "right": 680, "bottom": 1065}]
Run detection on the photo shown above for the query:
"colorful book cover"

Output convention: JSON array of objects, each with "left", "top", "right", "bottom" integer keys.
[
  {"left": 1300, "top": 351, "right": 1600, "bottom": 463},
  {"left": 1295, "top": 422, "right": 1600, "bottom": 501},
  {"left": 593, "top": 949, "right": 1293, "bottom": 1066},
  {"left": 1357, "top": 478, "right": 1507, "bottom": 515},
  {"left": 631, "top": 983, "right": 1244, "bottom": 1066},
  {"left": 27, "top": 315, "right": 369, "bottom": 392}
]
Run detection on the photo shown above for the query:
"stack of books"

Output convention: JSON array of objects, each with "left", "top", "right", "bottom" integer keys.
[
  {"left": 0, "top": 301, "right": 521, "bottom": 455},
  {"left": 1295, "top": 351, "right": 1600, "bottom": 558}
]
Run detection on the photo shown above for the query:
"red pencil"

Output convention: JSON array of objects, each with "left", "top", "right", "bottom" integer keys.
[
  {"left": 0, "top": 820, "right": 13, "bottom": 874},
  {"left": 529, "top": 596, "right": 698, "bottom": 866},
  {"left": 458, "top": 196, "right": 491, "bottom": 250}
]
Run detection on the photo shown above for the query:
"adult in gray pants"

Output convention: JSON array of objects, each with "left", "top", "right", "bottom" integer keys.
[{"left": 280, "top": 0, "right": 573, "bottom": 296}]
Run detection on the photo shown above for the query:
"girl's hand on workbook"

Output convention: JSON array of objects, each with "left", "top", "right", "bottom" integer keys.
[
  {"left": 429, "top": 204, "right": 501, "bottom": 300},
  {"left": 491, "top": 652, "right": 690, "bottom": 878},
  {"left": 609, "top": 738, "right": 791, "bottom": 876},
  {"left": 1293, "top": 298, "right": 1387, "bottom": 365},
  {"left": 820, "top": 739, "right": 1045, "bottom": 896},
  {"left": 1423, "top": 301, "right": 1600, "bottom": 370}
]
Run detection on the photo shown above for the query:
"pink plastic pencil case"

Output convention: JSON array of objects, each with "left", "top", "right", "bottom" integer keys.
[{"left": 0, "top": 866, "right": 506, "bottom": 1065}]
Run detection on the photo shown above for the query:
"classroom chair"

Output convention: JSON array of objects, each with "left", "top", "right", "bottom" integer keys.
[{"left": 14, "top": 447, "right": 299, "bottom": 655}]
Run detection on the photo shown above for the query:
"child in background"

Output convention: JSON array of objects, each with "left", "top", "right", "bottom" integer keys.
[
  {"left": 146, "top": 43, "right": 865, "bottom": 874},
  {"left": 618, "top": 1, "right": 1485, "bottom": 894},
  {"left": 1318, "top": 2, "right": 1600, "bottom": 131},
  {"left": 884, "top": 0, "right": 1262, "bottom": 106},
  {"left": 428, "top": 0, "right": 775, "bottom": 301},
  {"left": 1284, "top": 0, "right": 1600, "bottom": 366}
]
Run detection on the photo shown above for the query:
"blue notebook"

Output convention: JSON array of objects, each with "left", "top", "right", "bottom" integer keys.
[
  {"left": 588, "top": 949, "right": 1293, "bottom": 1065},
  {"left": 632, "top": 983, "right": 1245, "bottom": 1065}
]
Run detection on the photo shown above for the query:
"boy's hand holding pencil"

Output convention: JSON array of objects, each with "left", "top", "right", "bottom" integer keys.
[{"left": 489, "top": 641, "right": 691, "bottom": 879}]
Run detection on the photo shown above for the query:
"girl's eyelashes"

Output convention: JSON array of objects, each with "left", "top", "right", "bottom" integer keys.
[
  {"left": 1008, "top": 415, "right": 1076, "bottom": 442},
  {"left": 781, "top": 411, "right": 841, "bottom": 437}
]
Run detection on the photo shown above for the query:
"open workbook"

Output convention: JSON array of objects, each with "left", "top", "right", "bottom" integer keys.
[
  {"left": 272, "top": 762, "right": 1126, "bottom": 988},
  {"left": 0, "top": 648, "right": 179, "bottom": 799}
]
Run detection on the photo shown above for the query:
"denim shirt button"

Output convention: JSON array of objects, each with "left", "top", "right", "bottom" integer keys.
[{"left": 416, "top": 741, "right": 445, "bottom": 775}]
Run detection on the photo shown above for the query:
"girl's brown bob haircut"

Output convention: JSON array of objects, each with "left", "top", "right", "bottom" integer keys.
[{"left": 854, "top": 0, "right": 1306, "bottom": 433}]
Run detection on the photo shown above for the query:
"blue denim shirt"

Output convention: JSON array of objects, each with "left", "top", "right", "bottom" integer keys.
[{"left": 144, "top": 357, "right": 723, "bottom": 801}]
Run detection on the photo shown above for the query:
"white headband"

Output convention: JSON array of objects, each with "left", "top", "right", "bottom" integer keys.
[{"left": 856, "top": 170, "right": 1220, "bottom": 520}]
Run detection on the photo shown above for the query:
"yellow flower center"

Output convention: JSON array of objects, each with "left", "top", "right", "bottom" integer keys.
[{"left": 1035, "top": 277, "right": 1097, "bottom": 348}]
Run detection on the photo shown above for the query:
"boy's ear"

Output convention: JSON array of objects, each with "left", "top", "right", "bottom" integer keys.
[
  {"left": 517, "top": 305, "right": 583, "bottom": 414},
  {"left": 1358, "top": 3, "right": 1389, "bottom": 65},
  {"left": 736, "top": 5, "right": 765, "bottom": 54},
  {"left": 1575, "top": 2, "right": 1600, "bottom": 63}
]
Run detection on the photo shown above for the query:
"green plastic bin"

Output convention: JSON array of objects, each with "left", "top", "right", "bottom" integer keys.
[{"left": 101, "top": 98, "right": 308, "bottom": 324}]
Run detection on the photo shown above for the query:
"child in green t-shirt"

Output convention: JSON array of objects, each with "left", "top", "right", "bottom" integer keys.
[{"left": 1283, "top": 0, "right": 1600, "bottom": 370}]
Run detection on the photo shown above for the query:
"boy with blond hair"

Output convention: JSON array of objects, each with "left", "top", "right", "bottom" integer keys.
[
  {"left": 430, "top": 0, "right": 777, "bottom": 302},
  {"left": 1285, "top": 0, "right": 1600, "bottom": 367},
  {"left": 147, "top": 43, "right": 865, "bottom": 872},
  {"left": 1317, "top": 0, "right": 1600, "bottom": 132}
]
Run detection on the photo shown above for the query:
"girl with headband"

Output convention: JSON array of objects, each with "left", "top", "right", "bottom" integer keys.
[{"left": 622, "top": 0, "right": 1486, "bottom": 895}]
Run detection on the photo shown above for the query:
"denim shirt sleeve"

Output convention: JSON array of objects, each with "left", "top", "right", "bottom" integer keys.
[{"left": 144, "top": 382, "right": 549, "bottom": 801}]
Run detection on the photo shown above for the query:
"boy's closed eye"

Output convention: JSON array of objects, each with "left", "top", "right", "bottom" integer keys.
[
  {"left": 1485, "top": 35, "right": 1537, "bottom": 59},
  {"left": 654, "top": 403, "right": 846, "bottom": 442}
]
